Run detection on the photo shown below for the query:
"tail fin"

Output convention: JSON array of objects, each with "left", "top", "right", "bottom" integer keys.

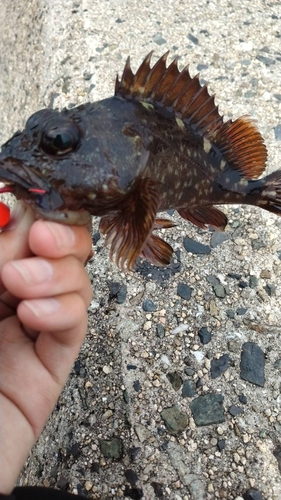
[{"left": 257, "top": 170, "right": 281, "bottom": 215}]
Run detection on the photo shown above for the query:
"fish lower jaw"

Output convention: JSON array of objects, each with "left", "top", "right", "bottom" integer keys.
[{"left": 34, "top": 207, "right": 92, "bottom": 226}]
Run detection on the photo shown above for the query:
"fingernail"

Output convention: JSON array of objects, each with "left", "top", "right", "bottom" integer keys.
[
  {"left": 46, "top": 222, "right": 75, "bottom": 249},
  {"left": 11, "top": 258, "right": 53, "bottom": 284},
  {"left": 23, "top": 298, "right": 60, "bottom": 317},
  {"left": 5, "top": 201, "right": 26, "bottom": 231}
]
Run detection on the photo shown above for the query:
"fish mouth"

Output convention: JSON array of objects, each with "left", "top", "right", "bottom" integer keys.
[{"left": 0, "top": 159, "right": 91, "bottom": 226}]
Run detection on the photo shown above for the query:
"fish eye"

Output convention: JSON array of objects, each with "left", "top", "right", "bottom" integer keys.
[{"left": 40, "top": 119, "right": 81, "bottom": 156}]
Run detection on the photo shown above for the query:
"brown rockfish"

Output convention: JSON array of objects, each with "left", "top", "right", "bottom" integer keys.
[{"left": 0, "top": 52, "right": 280, "bottom": 269}]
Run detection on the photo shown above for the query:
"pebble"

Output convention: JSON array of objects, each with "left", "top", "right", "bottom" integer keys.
[
  {"left": 264, "top": 283, "right": 276, "bottom": 297},
  {"left": 100, "top": 437, "right": 124, "bottom": 459},
  {"left": 274, "top": 124, "right": 281, "bottom": 141},
  {"left": 182, "top": 379, "right": 196, "bottom": 398},
  {"left": 242, "top": 488, "right": 264, "bottom": 500},
  {"left": 166, "top": 371, "right": 183, "bottom": 391},
  {"left": 210, "top": 231, "right": 230, "bottom": 248},
  {"left": 198, "top": 327, "right": 212, "bottom": 344},
  {"left": 256, "top": 54, "right": 275, "bottom": 65},
  {"left": 249, "top": 275, "right": 258, "bottom": 288},
  {"left": 236, "top": 307, "right": 247, "bottom": 315},
  {"left": 240, "top": 342, "right": 265, "bottom": 387},
  {"left": 142, "top": 298, "right": 156, "bottom": 312},
  {"left": 183, "top": 236, "right": 211, "bottom": 255},
  {"left": 187, "top": 32, "right": 199, "bottom": 45},
  {"left": 156, "top": 323, "right": 165, "bottom": 338},
  {"left": 177, "top": 282, "right": 193, "bottom": 300},
  {"left": 211, "top": 354, "right": 231, "bottom": 379},
  {"left": 161, "top": 405, "right": 188, "bottom": 435},
  {"left": 239, "top": 393, "right": 248, "bottom": 405},
  {"left": 226, "top": 309, "right": 235, "bottom": 319},
  {"left": 124, "top": 469, "right": 138, "bottom": 485},
  {"left": 108, "top": 282, "right": 127, "bottom": 304},
  {"left": 189, "top": 393, "right": 225, "bottom": 426},
  {"left": 228, "top": 405, "right": 244, "bottom": 416},
  {"left": 217, "top": 439, "right": 226, "bottom": 452},
  {"left": 213, "top": 284, "right": 226, "bottom": 298}
]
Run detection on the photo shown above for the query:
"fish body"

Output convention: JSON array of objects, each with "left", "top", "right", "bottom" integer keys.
[{"left": 1, "top": 52, "right": 281, "bottom": 269}]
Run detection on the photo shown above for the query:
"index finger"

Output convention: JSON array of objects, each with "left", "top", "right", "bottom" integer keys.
[{"left": 28, "top": 220, "right": 93, "bottom": 264}]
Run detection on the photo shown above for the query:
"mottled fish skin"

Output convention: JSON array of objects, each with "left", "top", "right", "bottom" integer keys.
[{"left": 1, "top": 51, "right": 281, "bottom": 269}]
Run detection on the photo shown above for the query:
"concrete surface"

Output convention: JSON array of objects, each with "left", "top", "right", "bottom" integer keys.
[{"left": 1, "top": 1, "right": 281, "bottom": 499}]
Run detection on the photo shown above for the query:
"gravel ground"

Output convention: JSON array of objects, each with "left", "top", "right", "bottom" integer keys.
[{"left": 1, "top": 1, "right": 281, "bottom": 499}]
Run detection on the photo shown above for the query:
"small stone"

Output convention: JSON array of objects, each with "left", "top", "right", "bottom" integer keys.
[
  {"left": 190, "top": 393, "right": 225, "bottom": 426},
  {"left": 239, "top": 393, "right": 247, "bottom": 404},
  {"left": 166, "top": 371, "right": 183, "bottom": 391},
  {"left": 264, "top": 283, "right": 276, "bottom": 296},
  {"left": 206, "top": 275, "right": 220, "bottom": 285},
  {"left": 210, "top": 232, "right": 230, "bottom": 248},
  {"left": 187, "top": 33, "right": 199, "bottom": 45},
  {"left": 249, "top": 275, "right": 258, "bottom": 288},
  {"left": 238, "top": 281, "right": 248, "bottom": 289},
  {"left": 153, "top": 33, "right": 167, "bottom": 45},
  {"left": 228, "top": 405, "right": 244, "bottom": 416},
  {"left": 197, "top": 63, "right": 209, "bottom": 71},
  {"left": 100, "top": 437, "right": 124, "bottom": 459},
  {"left": 213, "top": 284, "right": 225, "bottom": 298},
  {"left": 226, "top": 309, "right": 235, "bottom": 319},
  {"left": 130, "top": 447, "right": 141, "bottom": 461},
  {"left": 211, "top": 354, "right": 231, "bottom": 379},
  {"left": 177, "top": 283, "right": 193, "bottom": 300},
  {"left": 182, "top": 379, "right": 196, "bottom": 398},
  {"left": 228, "top": 339, "right": 240, "bottom": 354},
  {"left": 256, "top": 54, "right": 275, "bottom": 65},
  {"left": 183, "top": 236, "right": 211, "bottom": 255},
  {"left": 236, "top": 307, "right": 247, "bottom": 316},
  {"left": 103, "top": 365, "right": 112, "bottom": 374},
  {"left": 151, "top": 482, "right": 164, "bottom": 497},
  {"left": 240, "top": 342, "right": 265, "bottom": 387},
  {"left": 242, "top": 488, "right": 264, "bottom": 500},
  {"left": 251, "top": 238, "right": 266, "bottom": 250},
  {"left": 124, "top": 469, "right": 138, "bottom": 486},
  {"left": 273, "top": 358, "right": 281, "bottom": 370},
  {"left": 156, "top": 323, "right": 165, "bottom": 338},
  {"left": 143, "top": 321, "right": 152, "bottom": 331},
  {"left": 142, "top": 299, "right": 156, "bottom": 312},
  {"left": 108, "top": 282, "right": 127, "bottom": 304},
  {"left": 209, "top": 299, "right": 218, "bottom": 316},
  {"left": 274, "top": 124, "right": 281, "bottom": 141},
  {"left": 133, "top": 380, "right": 141, "bottom": 392},
  {"left": 85, "top": 481, "right": 93, "bottom": 491},
  {"left": 217, "top": 439, "right": 226, "bottom": 451},
  {"left": 92, "top": 232, "right": 100, "bottom": 245},
  {"left": 260, "top": 269, "right": 271, "bottom": 279},
  {"left": 198, "top": 327, "right": 212, "bottom": 344},
  {"left": 161, "top": 405, "right": 188, "bottom": 435}
]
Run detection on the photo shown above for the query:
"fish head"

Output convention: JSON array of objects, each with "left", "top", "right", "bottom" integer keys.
[{"left": 0, "top": 98, "right": 149, "bottom": 225}]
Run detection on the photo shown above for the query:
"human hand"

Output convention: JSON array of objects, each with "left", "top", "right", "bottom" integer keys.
[{"left": 0, "top": 202, "right": 92, "bottom": 494}]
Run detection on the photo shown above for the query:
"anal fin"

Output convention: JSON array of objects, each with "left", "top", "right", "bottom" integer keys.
[
  {"left": 178, "top": 206, "right": 227, "bottom": 231},
  {"left": 140, "top": 234, "right": 173, "bottom": 266}
]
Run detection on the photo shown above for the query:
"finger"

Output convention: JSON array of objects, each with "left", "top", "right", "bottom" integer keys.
[
  {"left": 2, "top": 256, "right": 92, "bottom": 308},
  {"left": 17, "top": 292, "right": 88, "bottom": 336},
  {"left": 28, "top": 220, "right": 93, "bottom": 264},
  {"left": 0, "top": 202, "right": 35, "bottom": 294}
]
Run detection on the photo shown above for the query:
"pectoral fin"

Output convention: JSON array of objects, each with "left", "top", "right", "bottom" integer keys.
[{"left": 99, "top": 178, "right": 160, "bottom": 270}]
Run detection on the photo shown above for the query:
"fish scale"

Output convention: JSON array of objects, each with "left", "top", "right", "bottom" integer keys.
[{"left": 0, "top": 51, "right": 281, "bottom": 269}]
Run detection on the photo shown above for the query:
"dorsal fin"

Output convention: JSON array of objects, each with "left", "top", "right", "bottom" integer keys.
[
  {"left": 115, "top": 52, "right": 267, "bottom": 178},
  {"left": 115, "top": 51, "right": 223, "bottom": 136}
]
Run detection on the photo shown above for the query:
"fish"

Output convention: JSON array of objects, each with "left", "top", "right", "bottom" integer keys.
[{"left": 0, "top": 51, "right": 281, "bottom": 269}]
